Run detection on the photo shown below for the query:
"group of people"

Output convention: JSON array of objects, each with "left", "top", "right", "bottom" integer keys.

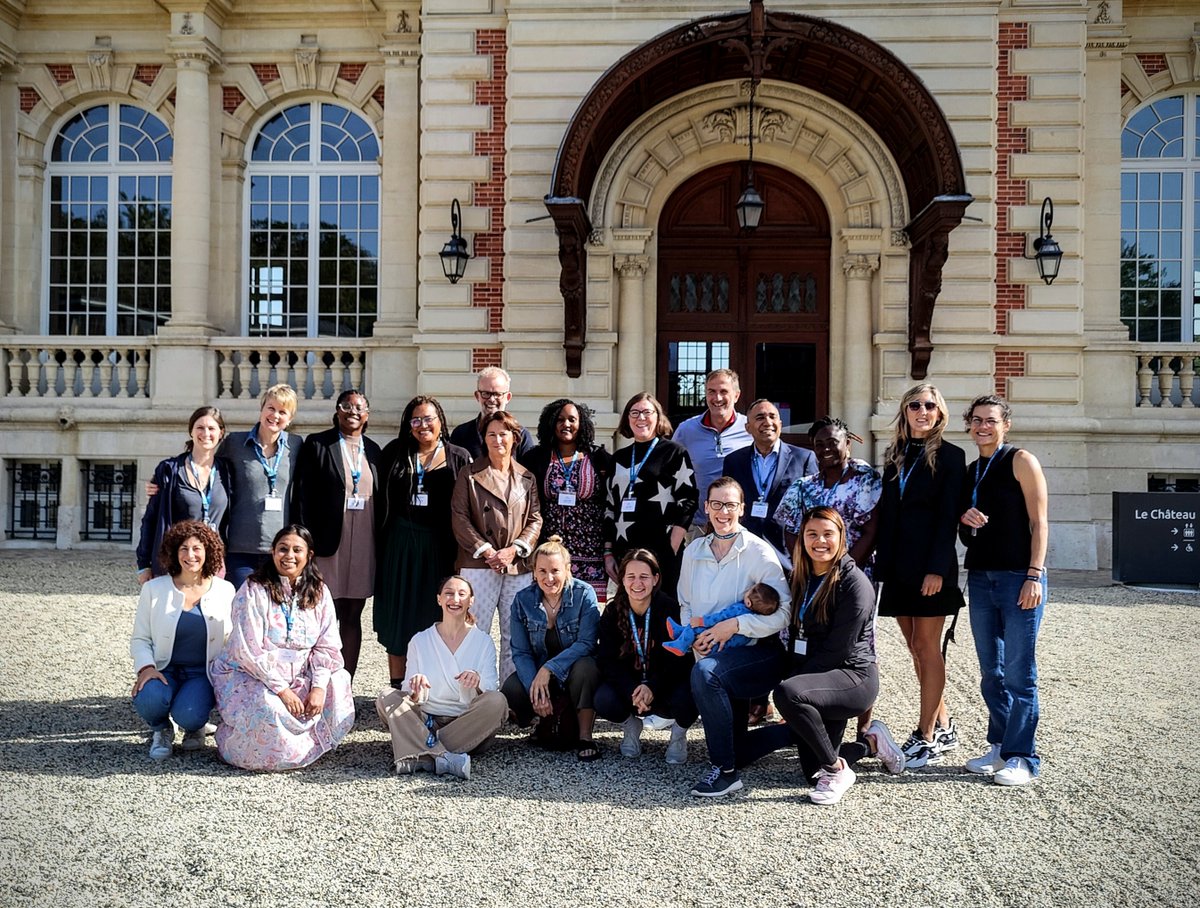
[{"left": 130, "top": 367, "right": 1048, "bottom": 800}]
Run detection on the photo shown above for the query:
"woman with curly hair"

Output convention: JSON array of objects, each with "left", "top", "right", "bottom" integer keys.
[
  {"left": 594, "top": 549, "right": 694, "bottom": 763},
  {"left": 130, "top": 519, "right": 235, "bottom": 760},
  {"left": 523, "top": 398, "right": 614, "bottom": 600},
  {"left": 211, "top": 525, "right": 355, "bottom": 770},
  {"left": 374, "top": 395, "right": 471, "bottom": 688},
  {"left": 874, "top": 383, "right": 967, "bottom": 768}
]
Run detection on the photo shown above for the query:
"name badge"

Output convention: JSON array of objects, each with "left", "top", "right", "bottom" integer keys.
[
  {"left": 791, "top": 635, "right": 807, "bottom": 656},
  {"left": 621, "top": 497, "right": 637, "bottom": 513},
  {"left": 346, "top": 496, "right": 366, "bottom": 511},
  {"left": 263, "top": 496, "right": 283, "bottom": 512},
  {"left": 411, "top": 493, "right": 429, "bottom": 507},
  {"left": 558, "top": 491, "right": 577, "bottom": 507},
  {"left": 750, "top": 500, "right": 769, "bottom": 519}
]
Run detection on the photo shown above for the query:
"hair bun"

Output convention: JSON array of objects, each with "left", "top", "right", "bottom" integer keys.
[{"left": 547, "top": 534, "right": 564, "bottom": 545}]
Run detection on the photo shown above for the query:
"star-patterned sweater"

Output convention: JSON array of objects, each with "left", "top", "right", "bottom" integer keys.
[{"left": 604, "top": 438, "right": 699, "bottom": 572}]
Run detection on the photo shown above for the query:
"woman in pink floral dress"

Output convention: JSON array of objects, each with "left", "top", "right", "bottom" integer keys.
[{"left": 212, "top": 524, "right": 354, "bottom": 770}]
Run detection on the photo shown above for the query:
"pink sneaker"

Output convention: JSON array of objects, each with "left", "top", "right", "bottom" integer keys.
[{"left": 809, "top": 761, "right": 856, "bottom": 805}]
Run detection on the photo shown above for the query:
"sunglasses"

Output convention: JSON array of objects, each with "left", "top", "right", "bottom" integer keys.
[{"left": 906, "top": 401, "right": 939, "bottom": 412}]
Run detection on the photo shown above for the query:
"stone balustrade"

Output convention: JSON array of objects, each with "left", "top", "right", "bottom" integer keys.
[
  {"left": 1135, "top": 347, "right": 1199, "bottom": 408},
  {"left": 212, "top": 342, "right": 366, "bottom": 401},
  {"left": 3, "top": 342, "right": 151, "bottom": 398}
]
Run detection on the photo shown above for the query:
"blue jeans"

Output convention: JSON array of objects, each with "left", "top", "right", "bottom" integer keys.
[
  {"left": 132, "top": 665, "right": 215, "bottom": 732},
  {"left": 690, "top": 639, "right": 784, "bottom": 771},
  {"left": 225, "top": 551, "right": 266, "bottom": 592},
  {"left": 967, "top": 570, "right": 1046, "bottom": 773}
]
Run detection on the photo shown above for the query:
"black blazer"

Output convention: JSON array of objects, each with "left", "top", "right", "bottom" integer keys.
[
  {"left": 290, "top": 427, "right": 382, "bottom": 557},
  {"left": 722, "top": 442, "right": 817, "bottom": 566},
  {"left": 874, "top": 440, "right": 966, "bottom": 588}
]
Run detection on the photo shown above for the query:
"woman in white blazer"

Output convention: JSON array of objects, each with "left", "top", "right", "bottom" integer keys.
[{"left": 130, "top": 519, "right": 235, "bottom": 761}]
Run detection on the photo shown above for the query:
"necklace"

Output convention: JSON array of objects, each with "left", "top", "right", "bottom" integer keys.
[{"left": 712, "top": 529, "right": 738, "bottom": 540}]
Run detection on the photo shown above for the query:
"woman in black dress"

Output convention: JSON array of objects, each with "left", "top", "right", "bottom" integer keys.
[
  {"left": 374, "top": 395, "right": 471, "bottom": 687},
  {"left": 523, "top": 399, "right": 614, "bottom": 601},
  {"left": 874, "top": 382, "right": 966, "bottom": 768},
  {"left": 603, "top": 392, "right": 699, "bottom": 598}
]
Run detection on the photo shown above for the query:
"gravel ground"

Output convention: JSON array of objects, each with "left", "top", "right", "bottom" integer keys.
[{"left": 1, "top": 550, "right": 1198, "bottom": 908}]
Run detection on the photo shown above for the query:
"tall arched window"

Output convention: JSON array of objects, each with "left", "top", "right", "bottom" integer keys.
[
  {"left": 1120, "top": 93, "right": 1198, "bottom": 343},
  {"left": 245, "top": 102, "right": 380, "bottom": 337},
  {"left": 45, "top": 103, "right": 173, "bottom": 335}
]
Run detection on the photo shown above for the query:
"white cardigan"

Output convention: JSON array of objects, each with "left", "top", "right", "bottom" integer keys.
[
  {"left": 404, "top": 624, "right": 498, "bottom": 717},
  {"left": 130, "top": 574, "right": 236, "bottom": 675},
  {"left": 677, "top": 528, "right": 792, "bottom": 640}
]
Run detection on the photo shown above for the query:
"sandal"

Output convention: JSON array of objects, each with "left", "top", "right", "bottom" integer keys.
[
  {"left": 747, "top": 703, "right": 776, "bottom": 726},
  {"left": 576, "top": 740, "right": 602, "bottom": 763}
]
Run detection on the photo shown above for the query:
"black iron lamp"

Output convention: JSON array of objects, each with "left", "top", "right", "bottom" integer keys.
[
  {"left": 735, "top": 80, "right": 764, "bottom": 230},
  {"left": 439, "top": 198, "right": 470, "bottom": 284},
  {"left": 1024, "top": 196, "right": 1063, "bottom": 285}
]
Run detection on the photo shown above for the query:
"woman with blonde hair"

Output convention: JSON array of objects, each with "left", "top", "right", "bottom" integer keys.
[{"left": 874, "top": 382, "right": 967, "bottom": 768}]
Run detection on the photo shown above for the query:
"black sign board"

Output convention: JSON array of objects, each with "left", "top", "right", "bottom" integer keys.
[{"left": 1112, "top": 492, "right": 1200, "bottom": 585}]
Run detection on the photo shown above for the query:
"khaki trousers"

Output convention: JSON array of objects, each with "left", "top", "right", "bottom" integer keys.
[{"left": 376, "top": 687, "right": 507, "bottom": 768}]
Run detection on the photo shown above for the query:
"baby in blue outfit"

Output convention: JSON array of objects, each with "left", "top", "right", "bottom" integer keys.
[{"left": 663, "top": 582, "right": 781, "bottom": 656}]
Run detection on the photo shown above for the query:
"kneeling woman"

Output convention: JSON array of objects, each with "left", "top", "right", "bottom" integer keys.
[
  {"left": 376, "top": 576, "right": 507, "bottom": 780},
  {"left": 212, "top": 525, "right": 355, "bottom": 770},
  {"left": 502, "top": 536, "right": 602, "bottom": 761},
  {"left": 594, "top": 549, "right": 695, "bottom": 763},
  {"left": 745, "top": 507, "right": 881, "bottom": 805}
]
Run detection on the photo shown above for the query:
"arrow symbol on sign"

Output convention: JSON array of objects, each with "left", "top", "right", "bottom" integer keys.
[
  {"left": 1172, "top": 544, "right": 1179, "bottom": 551},
  {"left": 1172, "top": 527, "right": 1180, "bottom": 535}
]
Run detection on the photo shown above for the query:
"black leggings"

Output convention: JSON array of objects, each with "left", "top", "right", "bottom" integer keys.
[
  {"left": 593, "top": 678, "right": 698, "bottom": 728},
  {"left": 502, "top": 657, "right": 600, "bottom": 726},
  {"left": 334, "top": 597, "right": 367, "bottom": 678}
]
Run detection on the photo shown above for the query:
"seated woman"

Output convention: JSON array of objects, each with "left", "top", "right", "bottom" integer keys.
[
  {"left": 594, "top": 549, "right": 695, "bottom": 763},
  {"left": 376, "top": 575, "right": 507, "bottom": 780},
  {"left": 502, "top": 536, "right": 602, "bottom": 762},
  {"left": 211, "top": 525, "right": 355, "bottom": 771},
  {"left": 130, "top": 519, "right": 235, "bottom": 760},
  {"left": 741, "top": 507, "right": 902, "bottom": 805}
]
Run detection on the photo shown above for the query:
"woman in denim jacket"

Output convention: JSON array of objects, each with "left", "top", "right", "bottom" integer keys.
[{"left": 502, "top": 535, "right": 603, "bottom": 761}]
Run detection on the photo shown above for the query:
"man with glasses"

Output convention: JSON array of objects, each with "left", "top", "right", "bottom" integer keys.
[
  {"left": 672, "top": 369, "right": 752, "bottom": 538},
  {"left": 449, "top": 366, "right": 535, "bottom": 460},
  {"left": 722, "top": 399, "right": 817, "bottom": 571}
]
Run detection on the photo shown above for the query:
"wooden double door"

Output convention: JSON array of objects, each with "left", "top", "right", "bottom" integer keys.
[{"left": 656, "top": 162, "right": 830, "bottom": 437}]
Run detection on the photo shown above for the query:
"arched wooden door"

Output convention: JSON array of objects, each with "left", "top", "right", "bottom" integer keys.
[{"left": 657, "top": 162, "right": 830, "bottom": 435}]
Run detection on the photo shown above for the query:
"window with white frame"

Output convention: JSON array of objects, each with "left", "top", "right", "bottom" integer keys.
[
  {"left": 45, "top": 103, "right": 173, "bottom": 336},
  {"left": 245, "top": 102, "right": 380, "bottom": 338},
  {"left": 1120, "top": 93, "right": 1200, "bottom": 343}
]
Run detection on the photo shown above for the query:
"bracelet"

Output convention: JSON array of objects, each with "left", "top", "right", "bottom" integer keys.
[
  {"left": 1025, "top": 576, "right": 1040, "bottom": 583},
  {"left": 1028, "top": 566, "right": 1045, "bottom": 573}
]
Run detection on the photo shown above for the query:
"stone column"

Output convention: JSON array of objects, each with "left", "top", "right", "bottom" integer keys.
[
  {"left": 0, "top": 46, "right": 19, "bottom": 333},
  {"left": 615, "top": 255, "right": 649, "bottom": 407},
  {"left": 841, "top": 253, "right": 879, "bottom": 445}
]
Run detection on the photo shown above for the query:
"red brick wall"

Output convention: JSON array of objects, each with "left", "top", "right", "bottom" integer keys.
[
  {"left": 473, "top": 30, "right": 508, "bottom": 333},
  {"left": 471, "top": 347, "right": 503, "bottom": 372},
  {"left": 372, "top": 85, "right": 385, "bottom": 108},
  {"left": 19, "top": 87, "right": 40, "bottom": 113},
  {"left": 252, "top": 64, "right": 281, "bottom": 85},
  {"left": 1120, "top": 81, "right": 1130, "bottom": 97},
  {"left": 222, "top": 86, "right": 245, "bottom": 114},
  {"left": 47, "top": 64, "right": 74, "bottom": 85},
  {"left": 1136, "top": 53, "right": 1168, "bottom": 78},
  {"left": 994, "top": 20, "right": 1029, "bottom": 399},
  {"left": 338, "top": 63, "right": 365, "bottom": 85},
  {"left": 134, "top": 64, "right": 162, "bottom": 85}
]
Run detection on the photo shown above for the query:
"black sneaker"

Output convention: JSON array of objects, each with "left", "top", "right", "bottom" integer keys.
[
  {"left": 690, "top": 765, "right": 743, "bottom": 797},
  {"left": 902, "top": 731, "right": 943, "bottom": 769},
  {"left": 934, "top": 718, "right": 959, "bottom": 752}
]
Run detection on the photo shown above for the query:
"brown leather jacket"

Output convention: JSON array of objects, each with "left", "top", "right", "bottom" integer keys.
[{"left": 450, "top": 456, "right": 543, "bottom": 573}]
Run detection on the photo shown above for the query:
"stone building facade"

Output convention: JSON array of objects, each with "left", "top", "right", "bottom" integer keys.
[{"left": 0, "top": 0, "right": 1197, "bottom": 570}]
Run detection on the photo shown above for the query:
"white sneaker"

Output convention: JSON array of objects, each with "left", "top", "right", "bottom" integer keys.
[
  {"left": 993, "top": 756, "right": 1035, "bottom": 786},
  {"left": 642, "top": 714, "right": 674, "bottom": 732},
  {"left": 809, "top": 761, "right": 856, "bottom": 805},
  {"left": 965, "top": 744, "right": 1006, "bottom": 775},
  {"left": 665, "top": 723, "right": 688, "bottom": 765},
  {"left": 620, "top": 716, "right": 644, "bottom": 758},
  {"left": 180, "top": 728, "right": 205, "bottom": 752},
  {"left": 865, "top": 720, "right": 905, "bottom": 774},
  {"left": 148, "top": 725, "right": 174, "bottom": 761},
  {"left": 202, "top": 721, "right": 218, "bottom": 737},
  {"left": 434, "top": 751, "right": 471, "bottom": 780}
]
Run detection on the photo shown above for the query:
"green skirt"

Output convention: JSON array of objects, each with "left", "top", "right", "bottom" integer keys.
[{"left": 373, "top": 515, "right": 457, "bottom": 657}]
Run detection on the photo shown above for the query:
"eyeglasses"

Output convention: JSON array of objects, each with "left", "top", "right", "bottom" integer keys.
[
  {"left": 907, "top": 400, "right": 939, "bottom": 412},
  {"left": 629, "top": 408, "right": 656, "bottom": 420},
  {"left": 477, "top": 390, "right": 507, "bottom": 400},
  {"left": 706, "top": 500, "right": 742, "bottom": 512},
  {"left": 970, "top": 416, "right": 1002, "bottom": 427},
  {"left": 337, "top": 403, "right": 368, "bottom": 414},
  {"left": 410, "top": 415, "right": 438, "bottom": 427}
]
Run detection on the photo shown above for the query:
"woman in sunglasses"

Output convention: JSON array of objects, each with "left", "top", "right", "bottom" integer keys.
[
  {"left": 874, "top": 383, "right": 966, "bottom": 768},
  {"left": 291, "top": 389, "right": 382, "bottom": 679},
  {"left": 374, "top": 396, "right": 472, "bottom": 689}
]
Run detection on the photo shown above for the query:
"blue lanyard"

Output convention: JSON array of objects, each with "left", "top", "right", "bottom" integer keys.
[
  {"left": 252, "top": 430, "right": 285, "bottom": 495},
  {"left": 750, "top": 447, "right": 777, "bottom": 501},
  {"left": 898, "top": 447, "right": 922, "bottom": 498},
  {"left": 819, "top": 465, "right": 850, "bottom": 507},
  {"left": 555, "top": 449, "right": 580, "bottom": 490},
  {"left": 338, "top": 434, "right": 363, "bottom": 496},
  {"left": 971, "top": 445, "right": 1009, "bottom": 509},
  {"left": 280, "top": 593, "right": 298, "bottom": 642},
  {"left": 627, "top": 605, "right": 652, "bottom": 683},
  {"left": 414, "top": 441, "right": 442, "bottom": 492},
  {"left": 797, "top": 575, "right": 827, "bottom": 624},
  {"left": 188, "top": 456, "right": 213, "bottom": 520},
  {"left": 627, "top": 438, "right": 658, "bottom": 493}
]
